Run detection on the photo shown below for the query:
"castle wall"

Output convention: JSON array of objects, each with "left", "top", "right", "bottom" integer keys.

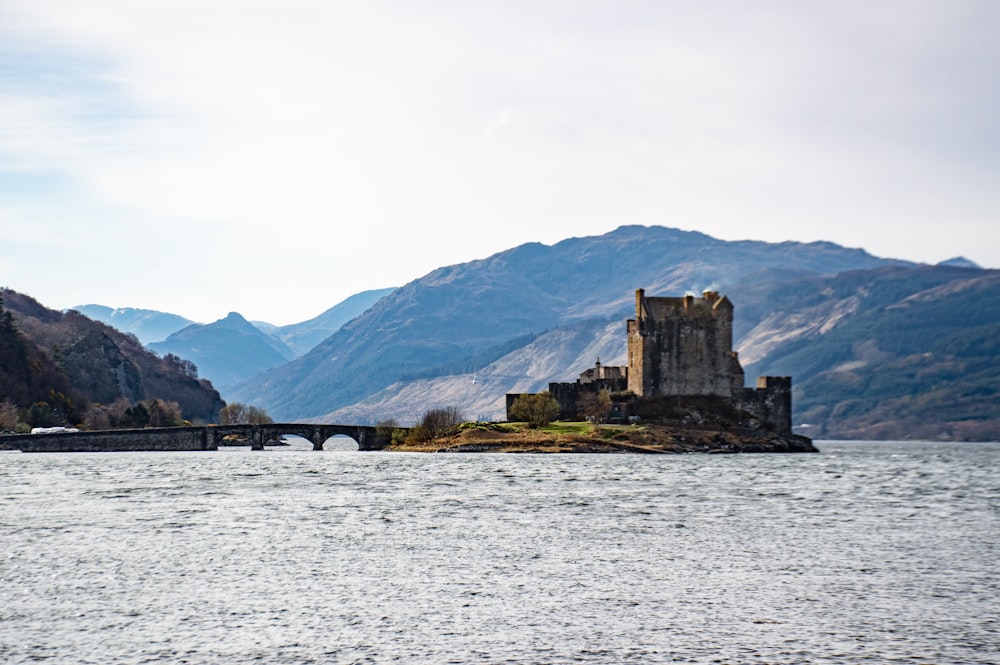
[
  {"left": 734, "top": 376, "right": 793, "bottom": 434},
  {"left": 547, "top": 376, "right": 627, "bottom": 420},
  {"left": 627, "top": 289, "right": 736, "bottom": 398}
]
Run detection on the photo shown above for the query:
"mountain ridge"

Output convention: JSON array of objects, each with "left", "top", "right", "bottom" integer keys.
[
  {"left": 15, "top": 224, "right": 994, "bottom": 440},
  {"left": 71, "top": 305, "right": 195, "bottom": 345},
  {"left": 231, "top": 225, "right": 913, "bottom": 421}
]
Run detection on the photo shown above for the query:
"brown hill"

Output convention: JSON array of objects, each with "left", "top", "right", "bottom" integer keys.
[{"left": 1, "top": 289, "right": 224, "bottom": 429}]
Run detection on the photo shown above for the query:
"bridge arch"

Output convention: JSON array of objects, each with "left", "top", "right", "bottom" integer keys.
[
  {"left": 322, "top": 434, "right": 360, "bottom": 451},
  {"left": 251, "top": 424, "right": 394, "bottom": 451},
  {"left": 270, "top": 434, "right": 314, "bottom": 451}
]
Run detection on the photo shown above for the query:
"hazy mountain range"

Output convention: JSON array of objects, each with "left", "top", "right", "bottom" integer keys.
[
  {"left": 77, "top": 288, "right": 395, "bottom": 391},
  {"left": 20, "top": 225, "right": 997, "bottom": 441},
  {"left": 71, "top": 305, "right": 196, "bottom": 346}
]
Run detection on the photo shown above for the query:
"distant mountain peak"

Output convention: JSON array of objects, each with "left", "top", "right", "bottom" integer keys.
[
  {"left": 937, "top": 256, "right": 981, "bottom": 269},
  {"left": 216, "top": 311, "right": 254, "bottom": 330}
]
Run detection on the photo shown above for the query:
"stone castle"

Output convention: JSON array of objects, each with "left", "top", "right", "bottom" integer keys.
[{"left": 508, "top": 289, "right": 794, "bottom": 434}]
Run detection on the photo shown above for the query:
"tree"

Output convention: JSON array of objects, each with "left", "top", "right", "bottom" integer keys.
[
  {"left": 408, "top": 406, "right": 463, "bottom": 443},
  {"left": 509, "top": 392, "right": 560, "bottom": 428},
  {"left": 122, "top": 402, "right": 150, "bottom": 428},
  {"left": 375, "top": 418, "right": 399, "bottom": 437},
  {"left": 81, "top": 405, "right": 111, "bottom": 430},
  {"left": 578, "top": 389, "right": 613, "bottom": 422},
  {"left": 0, "top": 398, "right": 19, "bottom": 432},
  {"left": 146, "top": 398, "right": 182, "bottom": 427},
  {"left": 107, "top": 397, "right": 131, "bottom": 426},
  {"left": 163, "top": 353, "right": 198, "bottom": 379},
  {"left": 26, "top": 401, "right": 59, "bottom": 428},
  {"left": 218, "top": 402, "right": 273, "bottom": 425}
]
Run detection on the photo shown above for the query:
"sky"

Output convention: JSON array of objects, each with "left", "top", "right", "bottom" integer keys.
[{"left": 1, "top": 1, "right": 998, "bottom": 326}]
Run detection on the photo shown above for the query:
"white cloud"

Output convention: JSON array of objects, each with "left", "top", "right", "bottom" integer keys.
[{"left": 1, "top": 1, "right": 998, "bottom": 323}]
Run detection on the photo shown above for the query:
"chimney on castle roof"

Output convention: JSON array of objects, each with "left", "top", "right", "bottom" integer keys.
[{"left": 703, "top": 290, "right": 719, "bottom": 303}]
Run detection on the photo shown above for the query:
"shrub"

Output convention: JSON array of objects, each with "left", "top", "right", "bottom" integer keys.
[
  {"left": 509, "top": 392, "right": 560, "bottom": 428},
  {"left": 218, "top": 402, "right": 273, "bottom": 425},
  {"left": 408, "top": 406, "right": 463, "bottom": 443},
  {"left": 375, "top": 418, "right": 399, "bottom": 437},
  {"left": 456, "top": 421, "right": 517, "bottom": 433}
]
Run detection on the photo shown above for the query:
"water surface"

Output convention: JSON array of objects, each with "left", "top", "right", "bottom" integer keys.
[{"left": 1, "top": 441, "right": 997, "bottom": 663}]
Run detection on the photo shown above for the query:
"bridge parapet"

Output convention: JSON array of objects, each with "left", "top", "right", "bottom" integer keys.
[
  {"left": 11, "top": 426, "right": 213, "bottom": 453},
  {"left": 7, "top": 423, "right": 400, "bottom": 453}
]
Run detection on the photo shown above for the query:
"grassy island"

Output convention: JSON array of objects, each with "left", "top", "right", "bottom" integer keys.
[{"left": 390, "top": 420, "right": 818, "bottom": 454}]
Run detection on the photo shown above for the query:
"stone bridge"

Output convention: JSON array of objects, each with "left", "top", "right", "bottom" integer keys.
[
  {"left": 210, "top": 423, "right": 391, "bottom": 451},
  {"left": 5, "top": 423, "right": 396, "bottom": 453}
]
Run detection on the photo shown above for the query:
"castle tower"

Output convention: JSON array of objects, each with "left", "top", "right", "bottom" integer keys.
[{"left": 627, "top": 289, "right": 739, "bottom": 397}]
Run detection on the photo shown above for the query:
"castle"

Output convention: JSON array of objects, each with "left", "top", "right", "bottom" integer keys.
[{"left": 507, "top": 289, "right": 794, "bottom": 434}]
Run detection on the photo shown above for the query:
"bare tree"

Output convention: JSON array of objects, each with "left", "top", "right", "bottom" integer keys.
[
  {"left": 81, "top": 405, "right": 111, "bottom": 430},
  {"left": 577, "top": 389, "right": 612, "bottom": 422},
  {"left": 218, "top": 402, "right": 273, "bottom": 425},
  {"left": 0, "top": 398, "right": 19, "bottom": 432},
  {"left": 409, "top": 406, "right": 463, "bottom": 442},
  {"left": 107, "top": 397, "right": 130, "bottom": 426}
]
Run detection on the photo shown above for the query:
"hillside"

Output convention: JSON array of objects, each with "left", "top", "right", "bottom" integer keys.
[
  {"left": 741, "top": 266, "right": 1000, "bottom": 441},
  {"left": 317, "top": 317, "right": 626, "bottom": 424},
  {"left": 1, "top": 289, "right": 224, "bottom": 427},
  {"left": 233, "top": 225, "right": 906, "bottom": 421},
  {"left": 273, "top": 288, "right": 395, "bottom": 356}
]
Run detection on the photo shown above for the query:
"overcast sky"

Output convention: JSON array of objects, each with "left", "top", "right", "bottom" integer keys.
[{"left": 1, "top": 1, "right": 998, "bottom": 325}]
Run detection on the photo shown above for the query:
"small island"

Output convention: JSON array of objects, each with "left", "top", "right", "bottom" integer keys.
[
  {"left": 397, "top": 289, "right": 816, "bottom": 454},
  {"left": 392, "top": 420, "right": 816, "bottom": 454}
]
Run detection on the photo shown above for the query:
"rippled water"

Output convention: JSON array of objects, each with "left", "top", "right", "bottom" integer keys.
[{"left": 1, "top": 441, "right": 998, "bottom": 664}]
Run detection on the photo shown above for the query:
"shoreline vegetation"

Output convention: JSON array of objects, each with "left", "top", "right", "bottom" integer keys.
[{"left": 390, "top": 421, "right": 818, "bottom": 454}]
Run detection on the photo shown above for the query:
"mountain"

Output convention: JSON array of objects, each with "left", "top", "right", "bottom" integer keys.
[
  {"left": 71, "top": 304, "right": 196, "bottom": 344},
  {"left": 232, "top": 225, "right": 909, "bottom": 422},
  {"left": 150, "top": 312, "right": 295, "bottom": 392},
  {"left": 271, "top": 288, "right": 395, "bottom": 356},
  {"left": 1, "top": 288, "right": 224, "bottom": 425},
  {"left": 315, "top": 262, "right": 999, "bottom": 441},
  {"left": 739, "top": 265, "right": 1000, "bottom": 441},
  {"left": 937, "top": 256, "right": 981, "bottom": 269}
]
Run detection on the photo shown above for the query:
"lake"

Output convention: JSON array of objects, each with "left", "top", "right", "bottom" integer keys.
[{"left": 1, "top": 440, "right": 997, "bottom": 664}]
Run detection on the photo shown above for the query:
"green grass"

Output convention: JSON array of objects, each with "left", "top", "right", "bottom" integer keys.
[
  {"left": 539, "top": 421, "right": 595, "bottom": 435},
  {"left": 506, "top": 421, "right": 650, "bottom": 437},
  {"left": 503, "top": 420, "right": 594, "bottom": 435}
]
